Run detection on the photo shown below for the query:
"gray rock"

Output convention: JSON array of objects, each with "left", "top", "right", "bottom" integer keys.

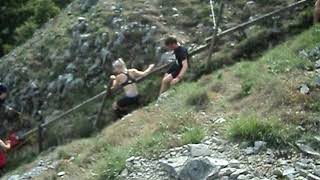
[
  {"left": 315, "top": 169, "right": 320, "bottom": 177},
  {"left": 66, "top": 63, "right": 77, "bottom": 73},
  {"left": 299, "top": 84, "right": 310, "bottom": 95},
  {"left": 315, "top": 60, "right": 320, "bottom": 69},
  {"left": 296, "top": 143, "right": 320, "bottom": 159},
  {"left": 230, "top": 169, "right": 247, "bottom": 179},
  {"left": 218, "top": 167, "right": 236, "bottom": 177},
  {"left": 208, "top": 158, "right": 229, "bottom": 167},
  {"left": 283, "top": 167, "right": 296, "bottom": 176},
  {"left": 179, "top": 157, "right": 220, "bottom": 180},
  {"left": 308, "top": 173, "right": 320, "bottom": 180},
  {"left": 244, "top": 147, "right": 255, "bottom": 155},
  {"left": 57, "top": 171, "right": 65, "bottom": 177},
  {"left": 159, "top": 156, "right": 189, "bottom": 178},
  {"left": 229, "top": 160, "right": 240, "bottom": 168},
  {"left": 315, "top": 75, "right": 320, "bottom": 87},
  {"left": 100, "top": 47, "right": 111, "bottom": 65},
  {"left": 254, "top": 141, "right": 267, "bottom": 153},
  {"left": 159, "top": 52, "right": 176, "bottom": 65},
  {"left": 189, "top": 144, "right": 212, "bottom": 157},
  {"left": 80, "top": 41, "right": 90, "bottom": 55},
  {"left": 237, "top": 174, "right": 247, "bottom": 180},
  {"left": 273, "top": 169, "right": 283, "bottom": 177},
  {"left": 8, "top": 175, "right": 20, "bottom": 180}
]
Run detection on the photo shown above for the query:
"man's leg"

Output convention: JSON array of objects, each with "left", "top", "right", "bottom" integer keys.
[{"left": 159, "top": 73, "right": 173, "bottom": 95}]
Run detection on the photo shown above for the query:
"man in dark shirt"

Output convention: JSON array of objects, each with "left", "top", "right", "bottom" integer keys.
[
  {"left": 0, "top": 84, "right": 8, "bottom": 107},
  {"left": 159, "top": 37, "right": 189, "bottom": 95}
]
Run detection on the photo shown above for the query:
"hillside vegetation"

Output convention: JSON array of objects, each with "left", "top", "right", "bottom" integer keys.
[
  {"left": 3, "top": 24, "right": 320, "bottom": 179},
  {"left": 0, "top": 0, "right": 74, "bottom": 56},
  {"left": 0, "top": 0, "right": 318, "bottom": 179}
]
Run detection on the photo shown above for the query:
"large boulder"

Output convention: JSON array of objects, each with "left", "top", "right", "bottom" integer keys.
[
  {"left": 160, "top": 156, "right": 229, "bottom": 180},
  {"left": 179, "top": 157, "right": 220, "bottom": 180},
  {"left": 160, "top": 156, "right": 188, "bottom": 178}
]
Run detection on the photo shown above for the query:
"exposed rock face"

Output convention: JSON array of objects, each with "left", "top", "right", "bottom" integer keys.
[{"left": 0, "top": 0, "right": 172, "bottom": 132}]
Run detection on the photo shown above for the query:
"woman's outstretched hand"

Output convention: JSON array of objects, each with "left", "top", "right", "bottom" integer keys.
[{"left": 149, "top": 64, "right": 155, "bottom": 69}]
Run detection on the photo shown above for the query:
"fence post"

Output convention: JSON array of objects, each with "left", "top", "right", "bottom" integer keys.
[
  {"left": 37, "top": 111, "right": 44, "bottom": 153},
  {"left": 95, "top": 79, "right": 113, "bottom": 129},
  {"left": 206, "top": 2, "right": 225, "bottom": 69}
]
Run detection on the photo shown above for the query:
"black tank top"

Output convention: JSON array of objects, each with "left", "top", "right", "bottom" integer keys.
[{"left": 121, "top": 72, "right": 136, "bottom": 86}]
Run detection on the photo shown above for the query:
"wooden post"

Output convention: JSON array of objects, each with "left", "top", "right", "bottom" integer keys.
[
  {"left": 206, "top": 2, "right": 225, "bottom": 69},
  {"left": 37, "top": 124, "right": 43, "bottom": 153},
  {"left": 95, "top": 79, "right": 113, "bottom": 129},
  {"left": 37, "top": 111, "right": 44, "bottom": 153}
]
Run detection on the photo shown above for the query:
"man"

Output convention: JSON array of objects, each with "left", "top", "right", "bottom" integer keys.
[
  {"left": 0, "top": 84, "right": 7, "bottom": 107},
  {"left": 110, "top": 58, "right": 155, "bottom": 118},
  {"left": 315, "top": 0, "right": 320, "bottom": 23},
  {"left": 159, "top": 37, "right": 189, "bottom": 95}
]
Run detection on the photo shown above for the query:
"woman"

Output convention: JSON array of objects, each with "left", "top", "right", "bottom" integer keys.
[{"left": 110, "top": 58, "right": 155, "bottom": 118}]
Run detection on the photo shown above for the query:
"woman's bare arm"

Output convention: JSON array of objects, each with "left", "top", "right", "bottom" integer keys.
[
  {"left": 131, "top": 64, "right": 155, "bottom": 78},
  {"left": 0, "top": 140, "right": 10, "bottom": 150}
]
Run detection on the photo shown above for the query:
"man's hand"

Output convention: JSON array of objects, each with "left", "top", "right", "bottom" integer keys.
[{"left": 170, "top": 77, "right": 180, "bottom": 85}]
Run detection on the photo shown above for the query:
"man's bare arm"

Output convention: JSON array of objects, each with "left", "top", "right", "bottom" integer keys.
[{"left": 176, "top": 60, "right": 188, "bottom": 79}]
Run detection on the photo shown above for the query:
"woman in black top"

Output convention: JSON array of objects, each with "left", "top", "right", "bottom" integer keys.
[{"left": 110, "top": 58, "right": 154, "bottom": 117}]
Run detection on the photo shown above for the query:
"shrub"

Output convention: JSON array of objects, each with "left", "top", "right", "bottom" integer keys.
[
  {"left": 240, "top": 80, "right": 254, "bottom": 97},
  {"left": 186, "top": 91, "right": 210, "bottom": 110},
  {"left": 14, "top": 20, "right": 37, "bottom": 44},
  {"left": 134, "top": 132, "right": 169, "bottom": 156},
  {"left": 227, "top": 116, "right": 297, "bottom": 147},
  {"left": 73, "top": 114, "right": 95, "bottom": 138},
  {"left": 97, "top": 146, "right": 131, "bottom": 180},
  {"left": 306, "top": 101, "right": 320, "bottom": 112},
  {"left": 181, "top": 127, "right": 206, "bottom": 145},
  {"left": 32, "top": 0, "right": 60, "bottom": 24},
  {"left": 58, "top": 149, "right": 72, "bottom": 159}
]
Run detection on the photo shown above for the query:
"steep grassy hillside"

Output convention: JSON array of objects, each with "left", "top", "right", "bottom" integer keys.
[
  {"left": 3, "top": 24, "right": 320, "bottom": 179},
  {"left": 0, "top": 0, "right": 315, "bottom": 176}
]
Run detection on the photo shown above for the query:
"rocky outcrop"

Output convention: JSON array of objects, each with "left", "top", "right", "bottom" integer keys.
[{"left": 121, "top": 133, "right": 320, "bottom": 180}]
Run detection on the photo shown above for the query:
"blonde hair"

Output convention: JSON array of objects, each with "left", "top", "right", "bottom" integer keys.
[{"left": 112, "top": 58, "right": 127, "bottom": 73}]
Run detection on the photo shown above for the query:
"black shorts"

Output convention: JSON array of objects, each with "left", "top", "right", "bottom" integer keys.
[
  {"left": 167, "top": 64, "right": 182, "bottom": 78},
  {"left": 117, "top": 96, "right": 140, "bottom": 108}
]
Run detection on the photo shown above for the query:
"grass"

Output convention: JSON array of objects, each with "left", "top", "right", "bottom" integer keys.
[
  {"left": 181, "top": 127, "right": 206, "bottom": 145},
  {"left": 97, "top": 146, "right": 131, "bottom": 180},
  {"left": 227, "top": 116, "right": 298, "bottom": 147}
]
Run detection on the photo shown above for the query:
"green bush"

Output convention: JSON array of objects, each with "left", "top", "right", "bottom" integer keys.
[
  {"left": 181, "top": 127, "right": 206, "bottom": 145},
  {"left": 186, "top": 91, "right": 210, "bottom": 110},
  {"left": 14, "top": 20, "right": 37, "bottom": 44},
  {"left": 58, "top": 149, "right": 72, "bottom": 159},
  {"left": 32, "top": 0, "right": 60, "bottom": 24},
  {"left": 240, "top": 80, "right": 254, "bottom": 97},
  {"left": 97, "top": 146, "right": 131, "bottom": 180},
  {"left": 306, "top": 101, "right": 320, "bottom": 112},
  {"left": 227, "top": 116, "right": 297, "bottom": 147}
]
